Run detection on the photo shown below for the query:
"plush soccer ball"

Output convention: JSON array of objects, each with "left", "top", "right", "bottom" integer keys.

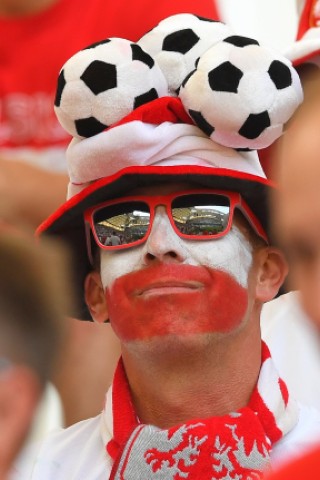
[
  {"left": 54, "top": 38, "right": 168, "bottom": 138},
  {"left": 139, "top": 13, "right": 233, "bottom": 95},
  {"left": 179, "top": 35, "right": 303, "bottom": 149}
]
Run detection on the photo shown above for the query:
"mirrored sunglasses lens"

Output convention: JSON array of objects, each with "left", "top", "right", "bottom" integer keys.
[
  {"left": 93, "top": 202, "right": 150, "bottom": 247},
  {"left": 172, "top": 194, "right": 230, "bottom": 236}
]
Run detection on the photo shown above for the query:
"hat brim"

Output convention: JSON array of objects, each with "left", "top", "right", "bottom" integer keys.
[{"left": 37, "top": 165, "right": 275, "bottom": 320}]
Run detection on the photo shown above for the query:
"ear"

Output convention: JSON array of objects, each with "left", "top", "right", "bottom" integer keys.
[
  {"left": 0, "top": 366, "right": 41, "bottom": 474},
  {"left": 255, "top": 247, "right": 288, "bottom": 303},
  {"left": 84, "top": 271, "right": 109, "bottom": 323}
]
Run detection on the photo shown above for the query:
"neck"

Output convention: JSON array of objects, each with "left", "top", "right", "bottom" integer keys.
[
  {"left": 0, "top": 0, "right": 58, "bottom": 16},
  {"left": 122, "top": 328, "right": 262, "bottom": 429}
]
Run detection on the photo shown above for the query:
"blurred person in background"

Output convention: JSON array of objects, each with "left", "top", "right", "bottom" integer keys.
[
  {"left": 0, "top": 0, "right": 220, "bottom": 426},
  {"left": 258, "top": 0, "right": 320, "bottom": 414},
  {"left": 265, "top": 68, "right": 320, "bottom": 480},
  {"left": 265, "top": 1, "right": 320, "bottom": 477},
  {"left": 272, "top": 77, "right": 320, "bottom": 325},
  {"left": 0, "top": 232, "right": 70, "bottom": 480}
]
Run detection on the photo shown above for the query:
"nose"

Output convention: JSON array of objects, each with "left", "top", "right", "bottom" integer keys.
[{"left": 142, "top": 206, "right": 187, "bottom": 265}]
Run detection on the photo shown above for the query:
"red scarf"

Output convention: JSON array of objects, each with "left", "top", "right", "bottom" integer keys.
[{"left": 106, "top": 342, "right": 298, "bottom": 479}]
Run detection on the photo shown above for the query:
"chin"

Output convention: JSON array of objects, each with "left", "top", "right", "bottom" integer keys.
[{"left": 123, "top": 330, "right": 228, "bottom": 359}]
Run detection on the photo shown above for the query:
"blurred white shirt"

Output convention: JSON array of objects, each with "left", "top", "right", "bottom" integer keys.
[{"left": 261, "top": 291, "right": 320, "bottom": 411}]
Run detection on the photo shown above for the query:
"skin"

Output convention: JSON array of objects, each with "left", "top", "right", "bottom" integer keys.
[
  {"left": 85, "top": 183, "right": 287, "bottom": 428},
  {"left": 0, "top": 365, "right": 42, "bottom": 480},
  {"left": 271, "top": 77, "right": 320, "bottom": 328}
]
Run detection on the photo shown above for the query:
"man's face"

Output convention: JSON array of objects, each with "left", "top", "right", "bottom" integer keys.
[
  {"left": 97, "top": 184, "right": 260, "bottom": 349},
  {"left": 272, "top": 102, "right": 320, "bottom": 326}
]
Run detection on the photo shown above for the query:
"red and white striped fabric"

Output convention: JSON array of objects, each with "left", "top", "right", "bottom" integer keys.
[{"left": 104, "top": 342, "right": 298, "bottom": 480}]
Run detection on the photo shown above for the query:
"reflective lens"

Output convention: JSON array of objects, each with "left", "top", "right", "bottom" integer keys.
[
  {"left": 171, "top": 194, "right": 230, "bottom": 236},
  {"left": 93, "top": 201, "right": 150, "bottom": 247}
]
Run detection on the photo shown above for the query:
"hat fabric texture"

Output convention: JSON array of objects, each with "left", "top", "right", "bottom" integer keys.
[
  {"left": 285, "top": 0, "right": 320, "bottom": 66},
  {"left": 38, "top": 13, "right": 303, "bottom": 320}
]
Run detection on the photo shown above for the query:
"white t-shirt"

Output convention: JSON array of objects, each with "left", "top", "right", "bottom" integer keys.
[{"left": 261, "top": 291, "right": 320, "bottom": 411}]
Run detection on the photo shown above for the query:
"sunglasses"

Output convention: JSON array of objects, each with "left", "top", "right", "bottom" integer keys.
[{"left": 84, "top": 189, "right": 268, "bottom": 263}]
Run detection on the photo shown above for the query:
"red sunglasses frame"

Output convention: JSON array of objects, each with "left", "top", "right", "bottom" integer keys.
[{"left": 84, "top": 189, "right": 268, "bottom": 264}]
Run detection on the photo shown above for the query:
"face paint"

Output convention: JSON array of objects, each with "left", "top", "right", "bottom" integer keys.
[
  {"left": 100, "top": 223, "right": 253, "bottom": 342},
  {"left": 106, "top": 263, "right": 249, "bottom": 341}
]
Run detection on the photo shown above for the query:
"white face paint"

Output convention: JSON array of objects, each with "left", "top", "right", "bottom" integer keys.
[{"left": 100, "top": 212, "right": 253, "bottom": 291}]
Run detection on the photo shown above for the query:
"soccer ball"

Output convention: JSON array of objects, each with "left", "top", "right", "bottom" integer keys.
[
  {"left": 139, "top": 13, "right": 233, "bottom": 95},
  {"left": 54, "top": 38, "right": 168, "bottom": 138},
  {"left": 179, "top": 35, "right": 303, "bottom": 149}
]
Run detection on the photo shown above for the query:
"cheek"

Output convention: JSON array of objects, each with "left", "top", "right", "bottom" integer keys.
[
  {"left": 100, "top": 249, "right": 141, "bottom": 288},
  {"left": 188, "top": 227, "right": 253, "bottom": 288}
]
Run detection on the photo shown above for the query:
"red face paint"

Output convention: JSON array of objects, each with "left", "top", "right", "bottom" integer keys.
[{"left": 106, "top": 264, "right": 248, "bottom": 342}]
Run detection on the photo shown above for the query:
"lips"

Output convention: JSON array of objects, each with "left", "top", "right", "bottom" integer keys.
[
  {"left": 137, "top": 279, "right": 203, "bottom": 298},
  {"left": 119, "top": 264, "right": 211, "bottom": 298},
  {"left": 138, "top": 284, "right": 201, "bottom": 298}
]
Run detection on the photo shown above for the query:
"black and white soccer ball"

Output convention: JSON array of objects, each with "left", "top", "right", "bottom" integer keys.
[
  {"left": 179, "top": 36, "right": 303, "bottom": 149},
  {"left": 139, "top": 13, "right": 233, "bottom": 95},
  {"left": 54, "top": 38, "right": 168, "bottom": 139}
]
